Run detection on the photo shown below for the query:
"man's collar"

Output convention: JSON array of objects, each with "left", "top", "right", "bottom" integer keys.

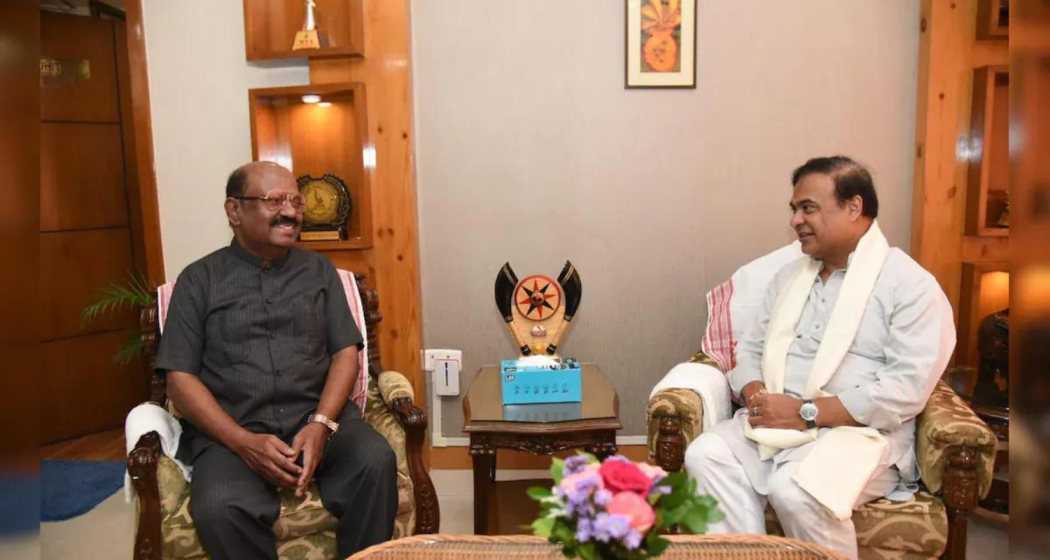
[{"left": 229, "top": 238, "right": 291, "bottom": 270}]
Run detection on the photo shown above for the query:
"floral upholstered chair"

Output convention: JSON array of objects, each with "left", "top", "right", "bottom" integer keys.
[
  {"left": 126, "top": 273, "right": 438, "bottom": 560},
  {"left": 646, "top": 245, "right": 996, "bottom": 560}
]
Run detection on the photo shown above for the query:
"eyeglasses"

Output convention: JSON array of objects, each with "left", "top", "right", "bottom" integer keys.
[{"left": 231, "top": 193, "right": 305, "bottom": 211}]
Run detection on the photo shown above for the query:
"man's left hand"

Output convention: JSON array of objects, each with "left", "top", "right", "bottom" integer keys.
[
  {"left": 747, "top": 392, "right": 807, "bottom": 430},
  {"left": 291, "top": 422, "right": 330, "bottom": 497}
]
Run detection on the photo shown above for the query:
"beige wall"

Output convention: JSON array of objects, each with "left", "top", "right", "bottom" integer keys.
[
  {"left": 412, "top": 0, "right": 920, "bottom": 437},
  {"left": 142, "top": 0, "right": 308, "bottom": 276}
]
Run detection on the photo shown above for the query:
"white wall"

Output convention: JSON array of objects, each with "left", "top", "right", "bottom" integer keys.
[
  {"left": 412, "top": 0, "right": 920, "bottom": 437},
  {"left": 142, "top": 0, "right": 309, "bottom": 276}
]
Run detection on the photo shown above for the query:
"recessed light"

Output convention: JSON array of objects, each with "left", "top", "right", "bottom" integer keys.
[{"left": 301, "top": 94, "right": 321, "bottom": 104}]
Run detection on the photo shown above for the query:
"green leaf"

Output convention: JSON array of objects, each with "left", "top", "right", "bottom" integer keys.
[
  {"left": 680, "top": 508, "right": 710, "bottom": 534},
  {"left": 646, "top": 534, "right": 670, "bottom": 556},
  {"left": 527, "top": 486, "right": 553, "bottom": 501},
  {"left": 531, "top": 516, "right": 554, "bottom": 538},
  {"left": 578, "top": 543, "right": 597, "bottom": 560},
  {"left": 550, "top": 457, "right": 566, "bottom": 484}
]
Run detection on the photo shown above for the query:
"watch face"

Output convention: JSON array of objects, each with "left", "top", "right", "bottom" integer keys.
[{"left": 800, "top": 402, "right": 819, "bottom": 421}]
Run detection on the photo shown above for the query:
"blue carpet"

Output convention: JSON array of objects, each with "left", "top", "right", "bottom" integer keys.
[{"left": 42, "top": 460, "right": 125, "bottom": 522}]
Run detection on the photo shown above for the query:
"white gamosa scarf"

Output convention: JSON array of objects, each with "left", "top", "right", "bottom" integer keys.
[{"left": 745, "top": 221, "right": 890, "bottom": 520}]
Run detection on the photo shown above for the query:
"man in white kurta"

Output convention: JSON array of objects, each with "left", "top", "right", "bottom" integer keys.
[{"left": 685, "top": 156, "right": 955, "bottom": 559}]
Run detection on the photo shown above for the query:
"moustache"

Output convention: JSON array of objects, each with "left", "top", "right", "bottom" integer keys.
[{"left": 270, "top": 217, "right": 300, "bottom": 228}]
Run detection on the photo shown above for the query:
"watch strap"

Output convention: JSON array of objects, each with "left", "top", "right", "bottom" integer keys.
[{"left": 309, "top": 413, "right": 339, "bottom": 433}]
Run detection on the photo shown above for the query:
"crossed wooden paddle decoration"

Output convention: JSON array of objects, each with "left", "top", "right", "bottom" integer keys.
[{"left": 494, "top": 261, "right": 582, "bottom": 356}]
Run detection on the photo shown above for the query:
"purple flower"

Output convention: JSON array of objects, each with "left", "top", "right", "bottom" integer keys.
[
  {"left": 624, "top": 528, "right": 643, "bottom": 550},
  {"left": 650, "top": 484, "right": 672, "bottom": 496},
  {"left": 575, "top": 517, "right": 593, "bottom": 542},
  {"left": 564, "top": 455, "right": 591, "bottom": 476},
  {"left": 594, "top": 489, "right": 613, "bottom": 507},
  {"left": 591, "top": 512, "right": 632, "bottom": 543}
]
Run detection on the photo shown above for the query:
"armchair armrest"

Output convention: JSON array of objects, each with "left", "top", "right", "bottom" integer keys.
[
  {"left": 377, "top": 370, "right": 415, "bottom": 404},
  {"left": 647, "top": 388, "right": 704, "bottom": 472},
  {"left": 916, "top": 381, "right": 997, "bottom": 500},
  {"left": 128, "top": 431, "right": 163, "bottom": 560},
  {"left": 371, "top": 370, "right": 439, "bottom": 535}
]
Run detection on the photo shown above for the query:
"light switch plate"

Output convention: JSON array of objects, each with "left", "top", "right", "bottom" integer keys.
[{"left": 423, "top": 349, "right": 462, "bottom": 396}]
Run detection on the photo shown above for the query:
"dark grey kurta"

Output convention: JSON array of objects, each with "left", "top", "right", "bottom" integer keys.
[
  {"left": 155, "top": 239, "right": 362, "bottom": 461},
  {"left": 155, "top": 239, "right": 396, "bottom": 559}
]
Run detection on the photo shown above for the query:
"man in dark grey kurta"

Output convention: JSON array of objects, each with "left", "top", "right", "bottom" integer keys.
[{"left": 155, "top": 161, "right": 397, "bottom": 559}]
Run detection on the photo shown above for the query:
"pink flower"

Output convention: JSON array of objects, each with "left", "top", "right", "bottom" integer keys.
[
  {"left": 637, "top": 462, "right": 667, "bottom": 483},
  {"left": 599, "top": 459, "right": 652, "bottom": 495},
  {"left": 607, "top": 491, "right": 656, "bottom": 533}
]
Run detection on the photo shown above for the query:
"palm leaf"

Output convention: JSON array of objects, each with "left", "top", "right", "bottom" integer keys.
[
  {"left": 80, "top": 270, "right": 157, "bottom": 364},
  {"left": 81, "top": 271, "right": 155, "bottom": 325}
]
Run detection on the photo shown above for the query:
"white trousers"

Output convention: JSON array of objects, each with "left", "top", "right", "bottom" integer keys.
[{"left": 684, "top": 431, "right": 898, "bottom": 560}]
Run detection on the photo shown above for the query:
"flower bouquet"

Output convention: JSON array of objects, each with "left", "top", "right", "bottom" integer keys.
[{"left": 529, "top": 453, "right": 722, "bottom": 559}]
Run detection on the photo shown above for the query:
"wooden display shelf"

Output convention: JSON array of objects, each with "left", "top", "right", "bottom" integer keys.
[
  {"left": 248, "top": 82, "right": 372, "bottom": 250},
  {"left": 965, "top": 65, "right": 1010, "bottom": 237},
  {"left": 295, "top": 237, "right": 370, "bottom": 251},
  {"left": 957, "top": 263, "right": 1009, "bottom": 369},
  {"left": 977, "top": 0, "right": 1008, "bottom": 40},
  {"left": 243, "top": 0, "right": 364, "bottom": 61}
]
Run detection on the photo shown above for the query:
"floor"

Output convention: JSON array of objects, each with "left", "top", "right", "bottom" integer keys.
[{"left": 39, "top": 432, "right": 1011, "bottom": 559}]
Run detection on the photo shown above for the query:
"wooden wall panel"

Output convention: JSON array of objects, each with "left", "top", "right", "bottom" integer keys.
[
  {"left": 40, "top": 11, "right": 119, "bottom": 123},
  {"left": 40, "top": 229, "right": 136, "bottom": 341},
  {"left": 41, "top": 331, "right": 145, "bottom": 443},
  {"left": 309, "top": 0, "right": 424, "bottom": 404},
  {"left": 911, "top": 0, "right": 980, "bottom": 320},
  {"left": 40, "top": 122, "right": 127, "bottom": 231},
  {"left": 124, "top": 0, "right": 166, "bottom": 285},
  {"left": 0, "top": 0, "right": 40, "bottom": 471}
]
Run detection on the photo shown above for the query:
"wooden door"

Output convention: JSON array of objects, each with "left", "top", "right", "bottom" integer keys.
[{"left": 40, "top": 10, "right": 146, "bottom": 443}]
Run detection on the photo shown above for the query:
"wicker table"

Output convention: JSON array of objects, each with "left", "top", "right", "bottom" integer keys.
[
  {"left": 350, "top": 534, "right": 847, "bottom": 559},
  {"left": 463, "top": 364, "right": 621, "bottom": 534}
]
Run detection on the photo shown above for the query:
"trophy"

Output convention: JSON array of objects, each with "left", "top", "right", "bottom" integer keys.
[
  {"left": 292, "top": 0, "right": 329, "bottom": 51},
  {"left": 297, "top": 174, "right": 351, "bottom": 241},
  {"left": 494, "top": 261, "right": 582, "bottom": 356}
]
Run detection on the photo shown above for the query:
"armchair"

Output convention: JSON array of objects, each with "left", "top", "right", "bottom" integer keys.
[
  {"left": 646, "top": 243, "right": 997, "bottom": 560},
  {"left": 127, "top": 275, "right": 439, "bottom": 560}
]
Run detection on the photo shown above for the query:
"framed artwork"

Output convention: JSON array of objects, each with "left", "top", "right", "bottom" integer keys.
[{"left": 625, "top": 0, "right": 697, "bottom": 89}]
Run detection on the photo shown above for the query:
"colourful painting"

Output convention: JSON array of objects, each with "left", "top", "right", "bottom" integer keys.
[{"left": 626, "top": 0, "right": 697, "bottom": 88}]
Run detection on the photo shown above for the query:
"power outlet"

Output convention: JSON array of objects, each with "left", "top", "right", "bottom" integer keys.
[{"left": 423, "top": 349, "right": 462, "bottom": 396}]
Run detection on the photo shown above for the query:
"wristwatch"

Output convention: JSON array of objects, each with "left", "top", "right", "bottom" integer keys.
[
  {"left": 309, "top": 413, "right": 339, "bottom": 433},
  {"left": 799, "top": 400, "right": 818, "bottom": 430}
]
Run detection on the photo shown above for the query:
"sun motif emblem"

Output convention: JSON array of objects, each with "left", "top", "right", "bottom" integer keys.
[{"left": 513, "top": 275, "right": 562, "bottom": 321}]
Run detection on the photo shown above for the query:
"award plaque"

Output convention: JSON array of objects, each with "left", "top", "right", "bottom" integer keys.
[
  {"left": 292, "top": 0, "right": 329, "bottom": 51},
  {"left": 494, "top": 261, "right": 582, "bottom": 356},
  {"left": 297, "top": 174, "right": 351, "bottom": 241}
]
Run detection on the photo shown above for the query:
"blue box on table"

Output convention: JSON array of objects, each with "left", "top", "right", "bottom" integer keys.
[{"left": 500, "top": 358, "right": 582, "bottom": 405}]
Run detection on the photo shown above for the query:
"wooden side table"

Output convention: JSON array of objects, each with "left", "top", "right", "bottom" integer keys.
[{"left": 463, "top": 364, "right": 621, "bottom": 535}]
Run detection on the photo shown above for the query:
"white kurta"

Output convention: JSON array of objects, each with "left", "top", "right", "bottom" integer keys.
[{"left": 685, "top": 247, "right": 955, "bottom": 558}]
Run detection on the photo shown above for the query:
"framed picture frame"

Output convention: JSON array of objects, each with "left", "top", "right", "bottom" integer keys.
[{"left": 625, "top": 0, "right": 697, "bottom": 89}]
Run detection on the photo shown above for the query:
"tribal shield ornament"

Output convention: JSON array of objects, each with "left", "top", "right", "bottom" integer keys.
[{"left": 494, "top": 261, "right": 582, "bottom": 356}]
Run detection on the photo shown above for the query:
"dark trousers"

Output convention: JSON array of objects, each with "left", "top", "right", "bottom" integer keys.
[{"left": 188, "top": 405, "right": 398, "bottom": 559}]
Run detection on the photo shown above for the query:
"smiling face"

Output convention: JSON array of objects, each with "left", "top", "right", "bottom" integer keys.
[
  {"left": 789, "top": 172, "right": 863, "bottom": 263},
  {"left": 225, "top": 163, "right": 302, "bottom": 259}
]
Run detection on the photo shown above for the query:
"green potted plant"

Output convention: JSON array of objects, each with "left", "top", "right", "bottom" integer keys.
[{"left": 80, "top": 271, "right": 155, "bottom": 364}]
